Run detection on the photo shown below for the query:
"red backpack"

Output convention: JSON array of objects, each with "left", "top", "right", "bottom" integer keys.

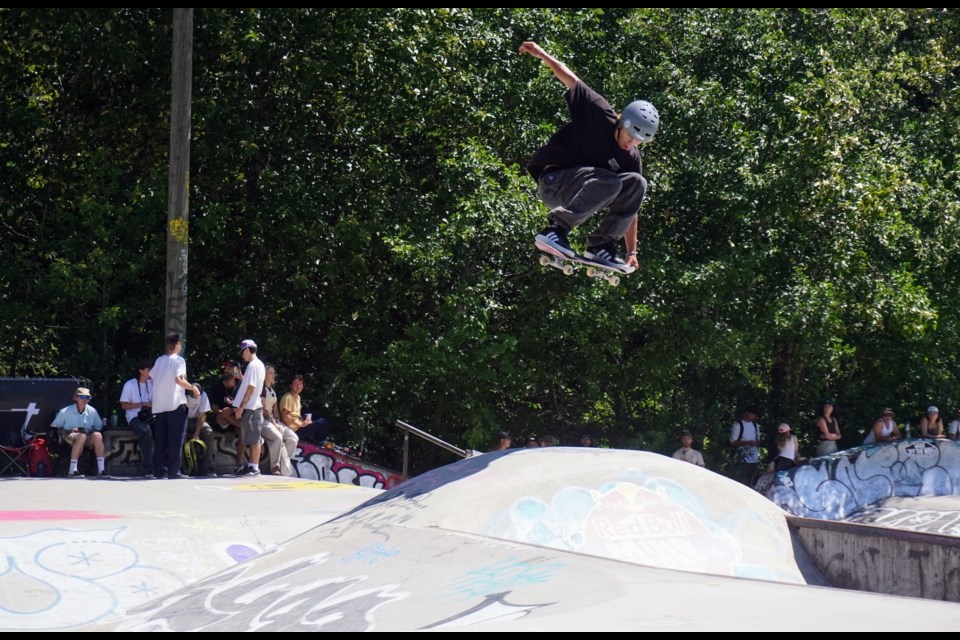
[{"left": 28, "top": 437, "right": 54, "bottom": 477}]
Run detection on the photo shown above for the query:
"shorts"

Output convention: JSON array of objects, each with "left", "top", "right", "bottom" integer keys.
[{"left": 240, "top": 408, "right": 265, "bottom": 446}]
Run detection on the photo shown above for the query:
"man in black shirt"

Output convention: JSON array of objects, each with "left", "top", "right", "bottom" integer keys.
[{"left": 522, "top": 40, "right": 658, "bottom": 274}]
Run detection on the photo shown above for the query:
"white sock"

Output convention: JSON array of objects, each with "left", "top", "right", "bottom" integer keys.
[
  {"left": 97, "top": 458, "right": 105, "bottom": 472},
  {"left": 69, "top": 460, "right": 78, "bottom": 473}
]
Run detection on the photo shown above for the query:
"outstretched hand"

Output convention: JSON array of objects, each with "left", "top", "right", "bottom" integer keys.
[{"left": 518, "top": 41, "right": 544, "bottom": 59}]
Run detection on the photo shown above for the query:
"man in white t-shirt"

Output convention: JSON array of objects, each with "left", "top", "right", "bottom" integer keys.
[
  {"left": 948, "top": 408, "right": 960, "bottom": 441},
  {"left": 672, "top": 430, "right": 705, "bottom": 467},
  {"left": 233, "top": 339, "right": 266, "bottom": 476},
  {"left": 118, "top": 359, "right": 155, "bottom": 478},
  {"left": 149, "top": 332, "right": 200, "bottom": 479},
  {"left": 730, "top": 407, "right": 761, "bottom": 486}
]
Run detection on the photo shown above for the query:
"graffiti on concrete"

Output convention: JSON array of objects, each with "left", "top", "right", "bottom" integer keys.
[
  {"left": 292, "top": 442, "right": 403, "bottom": 490},
  {"left": 760, "top": 439, "right": 960, "bottom": 520},
  {"left": 0, "top": 526, "right": 183, "bottom": 630},
  {"left": 847, "top": 504, "right": 960, "bottom": 535},
  {"left": 115, "top": 551, "right": 410, "bottom": 632}
]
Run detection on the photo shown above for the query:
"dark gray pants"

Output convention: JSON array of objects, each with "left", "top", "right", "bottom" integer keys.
[
  {"left": 128, "top": 416, "right": 155, "bottom": 474},
  {"left": 538, "top": 167, "right": 647, "bottom": 247}
]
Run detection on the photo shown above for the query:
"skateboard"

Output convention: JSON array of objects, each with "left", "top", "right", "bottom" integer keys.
[{"left": 535, "top": 241, "right": 631, "bottom": 287}]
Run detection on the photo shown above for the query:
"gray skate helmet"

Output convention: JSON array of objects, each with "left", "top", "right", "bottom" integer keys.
[{"left": 621, "top": 100, "right": 659, "bottom": 143}]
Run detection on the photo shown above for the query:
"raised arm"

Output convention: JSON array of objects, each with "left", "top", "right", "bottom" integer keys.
[{"left": 519, "top": 41, "right": 579, "bottom": 90}]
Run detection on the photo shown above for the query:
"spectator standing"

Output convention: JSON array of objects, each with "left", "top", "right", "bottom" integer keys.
[
  {"left": 949, "top": 409, "right": 960, "bottom": 441},
  {"left": 578, "top": 433, "right": 594, "bottom": 447},
  {"left": 118, "top": 359, "right": 155, "bottom": 478},
  {"left": 672, "top": 430, "right": 705, "bottom": 467},
  {"left": 232, "top": 339, "right": 266, "bottom": 476},
  {"left": 730, "top": 407, "right": 761, "bottom": 486},
  {"left": 150, "top": 332, "right": 200, "bottom": 479},
  {"left": 814, "top": 400, "right": 843, "bottom": 457},
  {"left": 919, "top": 406, "right": 946, "bottom": 439},
  {"left": 489, "top": 431, "right": 512, "bottom": 451},
  {"left": 52, "top": 387, "right": 106, "bottom": 478},
  {"left": 864, "top": 408, "right": 902, "bottom": 444},
  {"left": 772, "top": 423, "right": 804, "bottom": 472}
]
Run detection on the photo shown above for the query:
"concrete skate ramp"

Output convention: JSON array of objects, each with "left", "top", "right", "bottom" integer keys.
[
  {"left": 83, "top": 448, "right": 960, "bottom": 631},
  {"left": 0, "top": 476, "right": 380, "bottom": 631},
  {"left": 760, "top": 439, "right": 960, "bottom": 520}
]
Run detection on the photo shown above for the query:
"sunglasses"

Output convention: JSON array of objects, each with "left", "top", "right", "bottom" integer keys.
[{"left": 77, "top": 395, "right": 91, "bottom": 400}]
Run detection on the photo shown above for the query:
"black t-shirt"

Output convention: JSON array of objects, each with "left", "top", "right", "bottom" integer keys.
[
  {"left": 528, "top": 81, "right": 642, "bottom": 181},
  {"left": 208, "top": 379, "right": 240, "bottom": 411}
]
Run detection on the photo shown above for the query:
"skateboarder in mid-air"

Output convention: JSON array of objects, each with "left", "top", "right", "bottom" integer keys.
[{"left": 521, "top": 40, "right": 658, "bottom": 274}]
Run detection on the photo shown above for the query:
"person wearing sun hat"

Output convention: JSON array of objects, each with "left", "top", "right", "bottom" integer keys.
[
  {"left": 864, "top": 407, "right": 902, "bottom": 445},
  {"left": 51, "top": 386, "right": 106, "bottom": 477},
  {"left": 919, "top": 405, "right": 946, "bottom": 439}
]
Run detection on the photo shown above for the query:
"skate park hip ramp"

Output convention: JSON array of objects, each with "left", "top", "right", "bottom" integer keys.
[{"left": 64, "top": 447, "right": 960, "bottom": 631}]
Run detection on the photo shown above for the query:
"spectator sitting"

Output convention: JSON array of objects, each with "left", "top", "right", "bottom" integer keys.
[
  {"left": 280, "top": 374, "right": 329, "bottom": 445},
  {"left": 208, "top": 360, "right": 245, "bottom": 470},
  {"left": 772, "top": 423, "right": 804, "bottom": 472},
  {"left": 184, "top": 383, "right": 217, "bottom": 477},
  {"left": 52, "top": 387, "right": 106, "bottom": 478},
  {"left": 864, "top": 407, "right": 901, "bottom": 444},
  {"left": 672, "top": 430, "right": 705, "bottom": 467},
  {"left": 261, "top": 364, "right": 298, "bottom": 475},
  {"left": 525, "top": 436, "right": 540, "bottom": 448},
  {"left": 919, "top": 405, "right": 946, "bottom": 439}
]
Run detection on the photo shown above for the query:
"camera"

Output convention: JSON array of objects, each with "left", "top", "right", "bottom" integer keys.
[{"left": 137, "top": 407, "right": 155, "bottom": 424}]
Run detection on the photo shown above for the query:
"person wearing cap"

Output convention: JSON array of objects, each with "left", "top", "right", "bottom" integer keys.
[
  {"left": 525, "top": 436, "right": 540, "bottom": 448},
  {"left": 208, "top": 359, "right": 245, "bottom": 470},
  {"left": 51, "top": 387, "right": 106, "bottom": 477},
  {"left": 864, "top": 408, "right": 902, "bottom": 445},
  {"left": 814, "top": 400, "right": 843, "bottom": 457},
  {"left": 672, "top": 431, "right": 705, "bottom": 467},
  {"left": 149, "top": 332, "right": 201, "bottom": 479},
  {"left": 772, "top": 423, "right": 804, "bottom": 472},
  {"left": 233, "top": 339, "right": 266, "bottom": 476},
  {"left": 118, "top": 359, "right": 156, "bottom": 478},
  {"left": 919, "top": 406, "right": 946, "bottom": 439},
  {"left": 730, "top": 407, "right": 761, "bottom": 486}
]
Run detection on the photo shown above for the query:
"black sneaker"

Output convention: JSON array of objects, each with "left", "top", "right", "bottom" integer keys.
[
  {"left": 95, "top": 470, "right": 109, "bottom": 478},
  {"left": 67, "top": 470, "right": 85, "bottom": 478},
  {"left": 583, "top": 243, "right": 635, "bottom": 274},
  {"left": 535, "top": 224, "right": 575, "bottom": 259}
]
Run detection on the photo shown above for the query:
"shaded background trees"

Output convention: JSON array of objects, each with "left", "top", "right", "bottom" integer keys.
[{"left": 2, "top": 8, "right": 959, "bottom": 475}]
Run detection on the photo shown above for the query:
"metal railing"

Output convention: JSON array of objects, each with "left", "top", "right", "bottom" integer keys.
[{"left": 395, "top": 419, "right": 470, "bottom": 479}]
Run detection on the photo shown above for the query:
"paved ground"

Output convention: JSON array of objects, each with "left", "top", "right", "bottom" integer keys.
[{"left": 3, "top": 448, "right": 959, "bottom": 632}]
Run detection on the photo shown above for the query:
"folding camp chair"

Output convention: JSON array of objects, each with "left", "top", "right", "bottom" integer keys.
[{"left": 0, "top": 412, "right": 31, "bottom": 476}]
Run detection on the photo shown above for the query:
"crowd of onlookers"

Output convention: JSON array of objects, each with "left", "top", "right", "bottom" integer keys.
[
  {"left": 49, "top": 333, "right": 330, "bottom": 479},
  {"left": 483, "top": 400, "right": 960, "bottom": 489}
]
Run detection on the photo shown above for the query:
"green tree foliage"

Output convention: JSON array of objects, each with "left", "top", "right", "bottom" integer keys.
[{"left": 2, "top": 9, "right": 959, "bottom": 476}]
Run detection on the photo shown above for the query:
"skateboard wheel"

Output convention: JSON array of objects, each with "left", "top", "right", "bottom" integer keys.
[
  {"left": 609, "top": 275, "right": 620, "bottom": 287},
  {"left": 586, "top": 267, "right": 597, "bottom": 278},
  {"left": 539, "top": 255, "right": 551, "bottom": 267},
  {"left": 562, "top": 264, "right": 575, "bottom": 276}
]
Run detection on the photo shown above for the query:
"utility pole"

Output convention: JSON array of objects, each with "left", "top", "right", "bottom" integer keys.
[{"left": 166, "top": 8, "right": 193, "bottom": 351}]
